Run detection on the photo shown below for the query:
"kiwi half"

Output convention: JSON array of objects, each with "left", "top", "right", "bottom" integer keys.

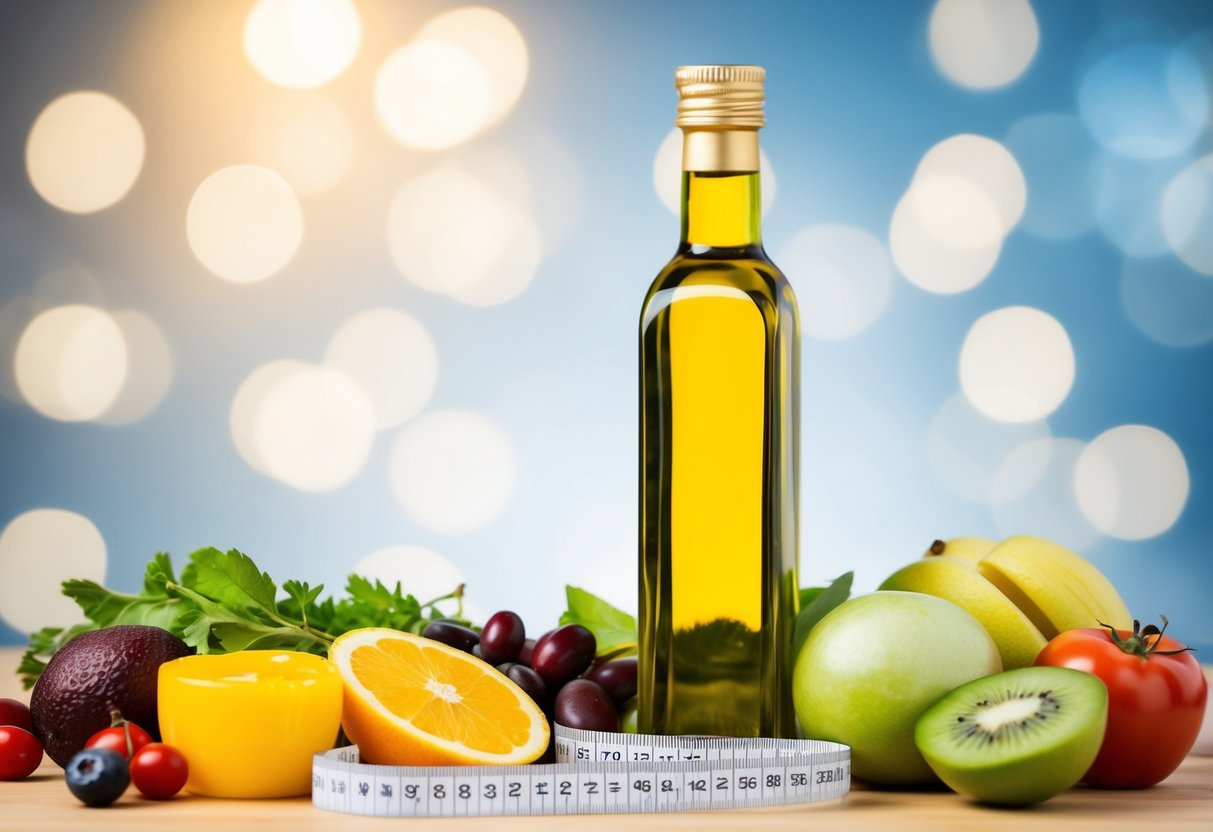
[{"left": 915, "top": 666, "right": 1107, "bottom": 806}]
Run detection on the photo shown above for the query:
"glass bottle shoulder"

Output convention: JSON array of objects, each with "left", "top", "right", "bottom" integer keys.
[{"left": 641, "top": 244, "right": 798, "bottom": 331}]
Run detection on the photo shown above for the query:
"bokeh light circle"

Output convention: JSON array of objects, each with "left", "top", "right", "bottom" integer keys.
[
  {"left": 959, "top": 306, "right": 1075, "bottom": 423},
  {"left": 390, "top": 409, "right": 518, "bottom": 535},
  {"left": 252, "top": 95, "right": 356, "bottom": 196},
  {"left": 653, "top": 128, "right": 777, "bottom": 217},
  {"left": 1121, "top": 256, "right": 1213, "bottom": 347},
  {"left": 95, "top": 310, "right": 174, "bottom": 426},
  {"left": 991, "top": 437, "right": 1101, "bottom": 551},
  {"left": 15, "top": 305, "right": 128, "bottom": 422},
  {"left": 187, "top": 165, "right": 304, "bottom": 283},
  {"left": 1091, "top": 154, "right": 1185, "bottom": 258},
  {"left": 26, "top": 91, "right": 145, "bottom": 214},
  {"left": 244, "top": 0, "right": 362, "bottom": 89},
  {"left": 386, "top": 166, "right": 541, "bottom": 305},
  {"left": 1074, "top": 425, "right": 1189, "bottom": 541},
  {"left": 0, "top": 509, "right": 107, "bottom": 633},
  {"left": 777, "top": 224, "right": 893, "bottom": 340},
  {"left": 253, "top": 365, "right": 376, "bottom": 492},
  {"left": 1161, "top": 154, "right": 1213, "bottom": 276},
  {"left": 1079, "top": 43, "right": 1208, "bottom": 160},
  {"left": 231, "top": 360, "right": 310, "bottom": 476},
  {"left": 1004, "top": 113, "right": 1097, "bottom": 239},
  {"left": 415, "top": 6, "right": 529, "bottom": 125},
  {"left": 374, "top": 41, "right": 492, "bottom": 151},
  {"left": 929, "top": 0, "right": 1039, "bottom": 90},
  {"left": 324, "top": 308, "right": 439, "bottom": 430},
  {"left": 927, "top": 392, "right": 1051, "bottom": 503},
  {"left": 915, "top": 134, "right": 1026, "bottom": 234},
  {"left": 889, "top": 186, "right": 1001, "bottom": 293}
]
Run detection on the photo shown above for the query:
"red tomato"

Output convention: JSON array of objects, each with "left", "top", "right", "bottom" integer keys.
[
  {"left": 0, "top": 698, "right": 33, "bottom": 732},
  {"left": 130, "top": 743, "right": 189, "bottom": 799},
  {"left": 86, "top": 720, "right": 153, "bottom": 760},
  {"left": 1035, "top": 616, "right": 1207, "bottom": 788},
  {"left": 0, "top": 725, "right": 44, "bottom": 780}
]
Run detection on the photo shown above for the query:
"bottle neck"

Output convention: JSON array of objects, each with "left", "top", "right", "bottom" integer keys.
[{"left": 679, "top": 129, "right": 762, "bottom": 249}]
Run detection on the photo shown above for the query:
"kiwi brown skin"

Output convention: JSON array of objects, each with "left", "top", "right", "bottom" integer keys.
[
  {"left": 915, "top": 666, "right": 1108, "bottom": 806},
  {"left": 30, "top": 625, "right": 193, "bottom": 767}
]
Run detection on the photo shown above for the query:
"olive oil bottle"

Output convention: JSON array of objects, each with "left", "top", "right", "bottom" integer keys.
[{"left": 638, "top": 66, "right": 800, "bottom": 738}]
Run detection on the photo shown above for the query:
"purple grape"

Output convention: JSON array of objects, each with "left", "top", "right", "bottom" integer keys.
[
  {"left": 554, "top": 680, "right": 618, "bottom": 733},
  {"left": 530, "top": 625, "right": 596, "bottom": 688},
  {"left": 421, "top": 621, "right": 479, "bottom": 653},
  {"left": 503, "top": 664, "right": 548, "bottom": 709},
  {"left": 517, "top": 638, "right": 537, "bottom": 666},
  {"left": 586, "top": 657, "right": 637, "bottom": 703},
  {"left": 479, "top": 611, "right": 526, "bottom": 665}
]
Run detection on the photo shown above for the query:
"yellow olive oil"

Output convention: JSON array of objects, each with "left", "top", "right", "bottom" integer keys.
[{"left": 639, "top": 66, "right": 800, "bottom": 738}]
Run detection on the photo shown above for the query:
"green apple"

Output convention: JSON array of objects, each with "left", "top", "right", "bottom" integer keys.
[{"left": 793, "top": 591, "right": 1001, "bottom": 785}]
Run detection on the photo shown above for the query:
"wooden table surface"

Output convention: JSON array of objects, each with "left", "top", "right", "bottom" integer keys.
[{"left": 2, "top": 648, "right": 1210, "bottom": 831}]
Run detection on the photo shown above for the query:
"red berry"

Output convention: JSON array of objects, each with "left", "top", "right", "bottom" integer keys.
[
  {"left": 130, "top": 743, "right": 189, "bottom": 799},
  {"left": 0, "top": 698, "right": 33, "bottom": 732},
  {"left": 0, "top": 725, "right": 43, "bottom": 780}
]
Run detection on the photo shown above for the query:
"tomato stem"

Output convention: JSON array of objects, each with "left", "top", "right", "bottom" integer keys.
[{"left": 1098, "top": 615, "right": 1197, "bottom": 659}]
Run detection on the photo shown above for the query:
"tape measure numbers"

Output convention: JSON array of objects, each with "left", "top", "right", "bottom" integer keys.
[{"left": 313, "top": 725, "right": 850, "bottom": 817}]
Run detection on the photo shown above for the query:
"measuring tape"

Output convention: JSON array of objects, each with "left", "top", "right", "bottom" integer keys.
[{"left": 312, "top": 725, "right": 849, "bottom": 817}]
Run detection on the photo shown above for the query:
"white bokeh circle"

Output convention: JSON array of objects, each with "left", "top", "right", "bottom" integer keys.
[
  {"left": 15, "top": 305, "right": 129, "bottom": 422},
  {"left": 415, "top": 6, "right": 529, "bottom": 125},
  {"left": 386, "top": 166, "right": 541, "bottom": 306},
  {"left": 915, "top": 134, "right": 1026, "bottom": 234},
  {"left": 390, "top": 409, "right": 518, "bottom": 535},
  {"left": 959, "top": 306, "right": 1075, "bottom": 423},
  {"left": 374, "top": 41, "right": 492, "bottom": 151},
  {"left": 26, "top": 91, "right": 145, "bottom": 214},
  {"left": 1161, "top": 154, "right": 1213, "bottom": 276},
  {"left": 777, "top": 224, "right": 893, "bottom": 340},
  {"left": 254, "top": 365, "right": 376, "bottom": 492},
  {"left": 187, "top": 165, "right": 304, "bottom": 283},
  {"left": 1074, "top": 425, "right": 1189, "bottom": 540},
  {"left": 324, "top": 308, "right": 438, "bottom": 430},
  {"left": 929, "top": 0, "right": 1039, "bottom": 90},
  {"left": 889, "top": 185, "right": 1002, "bottom": 293},
  {"left": 95, "top": 310, "right": 174, "bottom": 426},
  {"left": 244, "top": 0, "right": 362, "bottom": 89},
  {"left": 0, "top": 509, "right": 107, "bottom": 633}
]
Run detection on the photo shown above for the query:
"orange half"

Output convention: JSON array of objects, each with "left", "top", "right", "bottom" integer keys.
[{"left": 329, "top": 628, "right": 549, "bottom": 766}]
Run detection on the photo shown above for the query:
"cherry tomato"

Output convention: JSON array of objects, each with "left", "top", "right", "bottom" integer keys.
[
  {"left": 0, "top": 698, "right": 33, "bottom": 732},
  {"left": 86, "top": 720, "right": 153, "bottom": 760},
  {"left": 129, "top": 743, "right": 189, "bottom": 799},
  {"left": 1035, "top": 616, "right": 1207, "bottom": 788},
  {"left": 0, "top": 725, "right": 44, "bottom": 780}
]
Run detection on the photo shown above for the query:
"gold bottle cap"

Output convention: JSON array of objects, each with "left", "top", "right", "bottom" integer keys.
[{"left": 675, "top": 65, "right": 765, "bottom": 129}]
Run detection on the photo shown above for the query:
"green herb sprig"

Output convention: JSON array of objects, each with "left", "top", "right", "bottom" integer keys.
[{"left": 18, "top": 547, "right": 467, "bottom": 690}]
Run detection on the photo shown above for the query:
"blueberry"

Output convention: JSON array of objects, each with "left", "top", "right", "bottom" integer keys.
[{"left": 65, "top": 748, "right": 130, "bottom": 807}]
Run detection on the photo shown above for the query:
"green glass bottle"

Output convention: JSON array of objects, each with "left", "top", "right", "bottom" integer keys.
[{"left": 638, "top": 65, "right": 801, "bottom": 738}]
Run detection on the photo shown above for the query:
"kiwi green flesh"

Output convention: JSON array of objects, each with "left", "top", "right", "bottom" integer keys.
[{"left": 915, "top": 667, "right": 1108, "bottom": 806}]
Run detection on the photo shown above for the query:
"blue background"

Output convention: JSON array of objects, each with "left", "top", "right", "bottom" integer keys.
[{"left": 1, "top": 0, "right": 1211, "bottom": 654}]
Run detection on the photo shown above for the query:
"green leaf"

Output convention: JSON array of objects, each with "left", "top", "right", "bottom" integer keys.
[
  {"left": 142, "top": 552, "right": 178, "bottom": 596},
  {"left": 61, "top": 578, "right": 185, "bottom": 632},
  {"left": 188, "top": 548, "right": 278, "bottom": 614},
  {"left": 560, "top": 586, "right": 637, "bottom": 655},
  {"left": 791, "top": 572, "right": 853, "bottom": 662},
  {"left": 799, "top": 586, "right": 824, "bottom": 610}
]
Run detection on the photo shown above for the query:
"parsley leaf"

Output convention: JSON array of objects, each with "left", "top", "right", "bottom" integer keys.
[{"left": 560, "top": 586, "right": 637, "bottom": 656}]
